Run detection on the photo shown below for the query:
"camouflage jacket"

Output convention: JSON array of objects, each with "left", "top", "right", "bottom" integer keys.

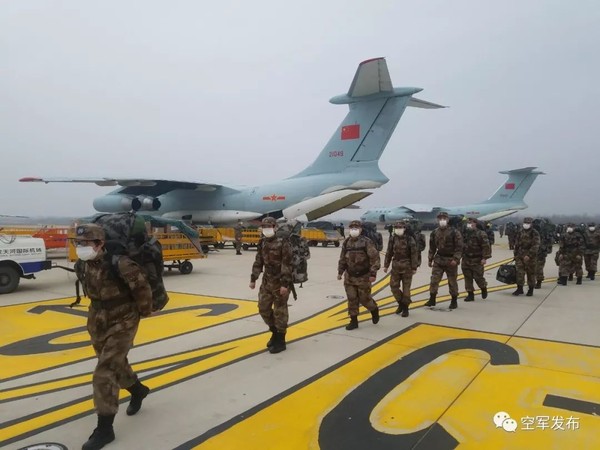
[
  {"left": 338, "top": 236, "right": 380, "bottom": 278},
  {"left": 234, "top": 224, "right": 243, "bottom": 240},
  {"left": 428, "top": 227, "right": 463, "bottom": 262},
  {"left": 583, "top": 229, "right": 600, "bottom": 254},
  {"left": 462, "top": 229, "right": 491, "bottom": 259},
  {"left": 81, "top": 250, "right": 153, "bottom": 316},
  {"left": 559, "top": 232, "right": 585, "bottom": 256},
  {"left": 251, "top": 236, "right": 293, "bottom": 285},
  {"left": 514, "top": 229, "right": 540, "bottom": 259},
  {"left": 384, "top": 234, "right": 418, "bottom": 270}
]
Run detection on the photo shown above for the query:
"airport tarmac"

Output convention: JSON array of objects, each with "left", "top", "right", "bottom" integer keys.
[{"left": 1, "top": 233, "right": 599, "bottom": 450}]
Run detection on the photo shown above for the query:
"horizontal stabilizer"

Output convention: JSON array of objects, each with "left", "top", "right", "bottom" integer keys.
[
  {"left": 282, "top": 190, "right": 372, "bottom": 221},
  {"left": 408, "top": 97, "right": 447, "bottom": 109}
]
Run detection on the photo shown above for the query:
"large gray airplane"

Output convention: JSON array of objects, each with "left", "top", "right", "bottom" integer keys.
[
  {"left": 20, "top": 58, "right": 445, "bottom": 224},
  {"left": 360, "top": 167, "right": 544, "bottom": 224}
]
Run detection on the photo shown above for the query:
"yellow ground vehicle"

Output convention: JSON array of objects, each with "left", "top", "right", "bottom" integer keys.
[{"left": 302, "top": 228, "right": 344, "bottom": 247}]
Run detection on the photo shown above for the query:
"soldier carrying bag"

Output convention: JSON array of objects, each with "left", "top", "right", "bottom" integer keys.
[{"left": 496, "top": 259, "right": 517, "bottom": 285}]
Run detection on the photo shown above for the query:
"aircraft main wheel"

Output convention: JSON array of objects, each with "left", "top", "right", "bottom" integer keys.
[
  {"left": 0, "top": 266, "right": 20, "bottom": 294},
  {"left": 179, "top": 261, "right": 193, "bottom": 275},
  {"left": 242, "top": 244, "right": 249, "bottom": 251},
  {"left": 334, "top": 241, "right": 340, "bottom": 247}
]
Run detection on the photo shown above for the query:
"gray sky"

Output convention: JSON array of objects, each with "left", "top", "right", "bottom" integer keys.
[{"left": 2, "top": 0, "right": 599, "bottom": 220}]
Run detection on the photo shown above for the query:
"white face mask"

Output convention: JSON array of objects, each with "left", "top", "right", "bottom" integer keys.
[
  {"left": 438, "top": 220, "right": 447, "bottom": 228},
  {"left": 262, "top": 227, "right": 275, "bottom": 238},
  {"left": 566, "top": 227, "right": 574, "bottom": 233},
  {"left": 349, "top": 228, "right": 360, "bottom": 238},
  {"left": 394, "top": 228, "right": 405, "bottom": 236},
  {"left": 76, "top": 246, "right": 99, "bottom": 261},
  {"left": 590, "top": 227, "right": 596, "bottom": 232},
  {"left": 523, "top": 223, "right": 531, "bottom": 230},
  {"left": 467, "top": 223, "right": 475, "bottom": 230}
]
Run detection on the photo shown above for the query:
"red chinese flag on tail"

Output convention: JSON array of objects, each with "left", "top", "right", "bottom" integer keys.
[
  {"left": 505, "top": 183, "right": 515, "bottom": 190},
  {"left": 341, "top": 124, "right": 360, "bottom": 140}
]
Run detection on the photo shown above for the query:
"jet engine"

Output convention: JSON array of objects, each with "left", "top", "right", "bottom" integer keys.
[
  {"left": 93, "top": 195, "right": 142, "bottom": 212},
  {"left": 137, "top": 196, "right": 161, "bottom": 211}
]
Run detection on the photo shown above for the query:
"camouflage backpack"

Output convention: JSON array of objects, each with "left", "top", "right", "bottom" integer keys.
[
  {"left": 360, "top": 221, "right": 384, "bottom": 251},
  {"left": 89, "top": 212, "right": 169, "bottom": 311},
  {"left": 275, "top": 221, "right": 311, "bottom": 299}
]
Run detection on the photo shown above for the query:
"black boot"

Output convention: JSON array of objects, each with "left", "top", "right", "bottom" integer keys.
[
  {"left": 371, "top": 306, "right": 380, "bottom": 324},
  {"left": 481, "top": 286, "right": 488, "bottom": 299},
  {"left": 82, "top": 414, "right": 115, "bottom": 450},
  {"left": 591, "top": 272, "right": 596, "bottom": 281},
  {"left": 576, "top": 276, "right": 583, "bottom": 285},
  {"left": 568, "top": 274, "right": 574, "bottom": 281},
  {"left": 464, "top": 291, "right": 475, "bottom": 302},
  {"left": 586, "top": 271, "right": 592, "bottom": 279},
  {"left": 236, "top": 251, "right": 242, "bottom": 255},
  {"left": 557, "top": 276, "right": 567, "bottom": 285},
  {"left": 526, "top": 286, "right": 534, "bottom": 296},
  {"left": 266, "top": 326, "right": 277, "bottom": 348},
  {"left": 395, "top": 303, "right": 402, "bottom": 315},
  {"left": 512, "top": 285, "right": 524, "bottom": 296},
  {"left": 425, "top": 293, "right": 436, "bottom": 307},
  {"left": 401, "top": 304, "right": 409, "bottom": 317},
  {"left": 345, "top": 316, "right": 358, "bottom": 330},
  {"left": 269, "top": 331, "right": 286, "bottom": 353},
  {"left": 535, "top": 280, "right": 542, "bottom": 289},
  {"left": 449, "top": 296, "right": 458, "bottom": 309},
  {"left": 126, "top": 380, "right": 150, "bottom": 416}
]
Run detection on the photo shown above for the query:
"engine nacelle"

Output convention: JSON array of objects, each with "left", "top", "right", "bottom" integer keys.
[
  {"left": 137, "top": 196, "right": 161, "bottom": 211},
  {"left": 93, "top": 195, "right": 142, "bottom": 212}
]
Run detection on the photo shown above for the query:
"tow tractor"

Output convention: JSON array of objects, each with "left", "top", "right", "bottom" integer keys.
[{"left": 0, "top": 234, "right": 52, "bottom": 294}]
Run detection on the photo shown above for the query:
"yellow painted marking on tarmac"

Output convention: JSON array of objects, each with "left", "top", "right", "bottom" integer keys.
[
  {"left": 0, "top": 293, "right": 257, "bottom": 380},
  {"left": 191, "top": 324, "right": 600, "bottom": 450}
]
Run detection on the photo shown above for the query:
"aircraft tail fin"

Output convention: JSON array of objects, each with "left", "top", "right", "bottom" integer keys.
[
  {"left": 483, "top": 167, "right": 544, "bottom": 204},
  {"left": 291, "top": 58, "right": 445, "bottom": 180}
]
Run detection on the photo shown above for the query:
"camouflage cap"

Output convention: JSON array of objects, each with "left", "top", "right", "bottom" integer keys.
[
  {"left": 261, "top": 217, "right": 277, "bottom": 227},
  {"left": 72, "top": 223, "right": 105, "bottom": 241},
  {"left": 523, "top": 217, "right": 534, "bottom": 223},
  {"left": 588, "top": 222, "right": 596, "bottom": 227},
  {"left": 467, "top": 217, "right": 478, "bottom": 223},
  {"left": 437, "top": 211, "right": 449, "bottom": 218},
  {"left": 393, "top": 221, "right": 406, "bottom": 227},
  {"left": 349, "top": 220, "right": 362, "bottom": 228}
]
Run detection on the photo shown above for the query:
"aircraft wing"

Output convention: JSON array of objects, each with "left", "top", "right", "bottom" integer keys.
[
  {"left": 401, "top": 204, "right": 439, "bottom": 213},
  {"left": 19, "top": 177, "right": 238, "bottom": 193},
  {"left": 477, "top": 210, "right": 521, "bottom": 222},
  {"left": 282, "top": 190, "right": 372, "bottom": 221}
]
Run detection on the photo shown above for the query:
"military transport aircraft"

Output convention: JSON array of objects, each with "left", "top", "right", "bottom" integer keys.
[
  {"left": 20, "top": 58, "right": 445, "bottom": 224},
  {"left": 360, "top": 167, "right": 544, "bottom": 224}
]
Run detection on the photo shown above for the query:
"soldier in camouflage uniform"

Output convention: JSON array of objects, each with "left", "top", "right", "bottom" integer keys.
[
  {"left": 583, "top": 222, "right": 600, "bottom": 280},
  {"left": 234, "top": 220, "right": 243, "bottom": 255},
  {"left": 426, "top": 212, "right": 463, "bottom": 309},
  {"left": 383, "top": 221, "right": 418, "bottom": 317},
  {"left": 249, "top": 217, "right": 293, "bottom": 354},
  {"left": 533, "top": 218, "right": 554, "bottom": 288},
  {"left": 462, "top": 218, "right": 491, "bottom": 302},
  {"left": 513, "top": 217, "right": 540, "bottom": 296},
  {"left": 556, "top": 223, "right": 585, "bottom": 285},
  {"left": 505, "top": 222, "right": 517, "bottom": 250},
  {"left": 337, "top": 220, "right": 380, "bottom": 330},
  {"left": 71, "top": 224, "right": 152, "bottom": 450}
]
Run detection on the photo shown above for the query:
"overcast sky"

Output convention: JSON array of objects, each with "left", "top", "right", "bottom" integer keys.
[{"left": 2, "top": 0, "right": 599, "bottom": 220}]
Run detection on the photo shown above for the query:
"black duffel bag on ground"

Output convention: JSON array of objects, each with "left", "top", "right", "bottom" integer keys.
[{"left": 496, "top": 260, "right": 517, "bottom": 285}]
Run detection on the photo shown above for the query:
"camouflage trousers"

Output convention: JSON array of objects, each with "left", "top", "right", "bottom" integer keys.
[
  {"left": 584, "top": 252, "right": 598, "bottom": 273},
  {"left": 389, "top": 260, "right": 413, "bottom": 306},
  {"left": 258, "top": 276, "right": 289, "bottom": 332},
  {"left": 508, "top": 235, "right": 516, "bottom": 250},
  {"left": 515, "top": 256, "right": 536, "bottom": 287},
  {"left": 536, "top": 255, "right": 547, "bottom": 281},
  {"left": 234, "top": 239, "right": 242, "bottom": 253},
  {"left": 429, "top": 256, "right": 459, "bottom": 297},
  {"left": 87, "top": 303, "right": 140, "bottom": 415},
  {"left": 461, "top": 257, "right": 487, "bottom": 292},
  {"left": 344, "top": 274, "right": 377, "bottom": 317},
  {"left": 559, "top": 254, "right": 583, "bottom": 278}
]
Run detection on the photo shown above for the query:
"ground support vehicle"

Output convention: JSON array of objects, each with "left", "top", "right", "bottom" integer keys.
[
  {"left": 302, "top": 228, "right": 344, "bottom": 247},
  {"left": 0, "top": 235, "right": 52, "bottom": 294}
]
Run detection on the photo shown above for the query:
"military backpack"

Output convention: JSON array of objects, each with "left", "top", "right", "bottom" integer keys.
[{"left": 275, "top": 222, "right": 310, "bottom": 299}]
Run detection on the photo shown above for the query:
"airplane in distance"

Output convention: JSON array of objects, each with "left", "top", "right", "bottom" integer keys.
[
  {"left": 360, "top": 167, "right": 545, "bottom": 224},
  {"left": 20, "top": 58, "right": 445, "bottom": 224}
]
